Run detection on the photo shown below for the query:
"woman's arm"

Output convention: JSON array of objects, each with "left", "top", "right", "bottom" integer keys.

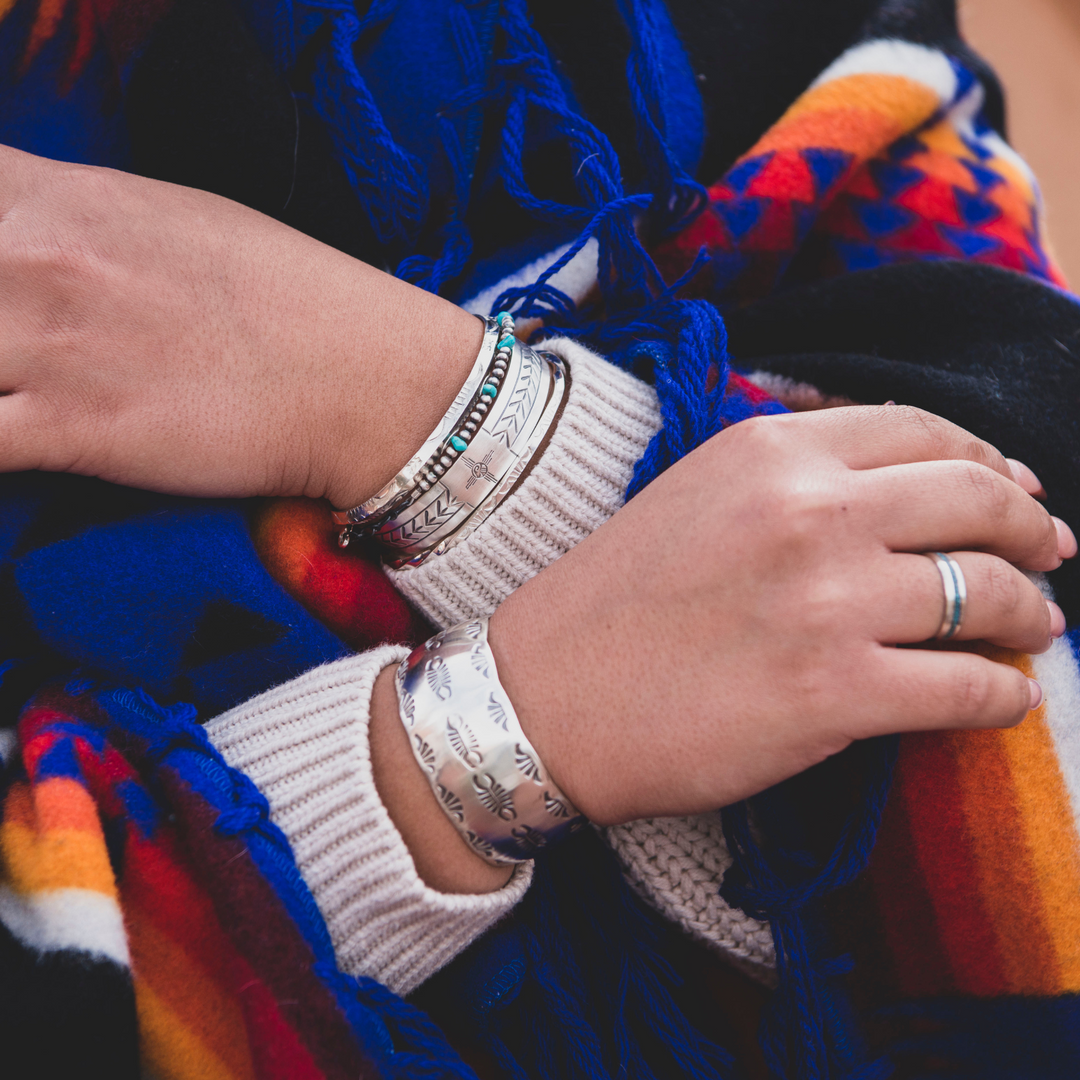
[{"left": 0, "top": 143, "right": 481, "bottom": 511}]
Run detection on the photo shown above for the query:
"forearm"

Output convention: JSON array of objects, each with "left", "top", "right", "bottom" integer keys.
[
  {"left": 0, "top": 145, "right": 485, "bottom": 507},
  {"left": 368, "top": 664, "right": 513, "bottom": 894},
  {"left": 204, "top": 646, "right": 530, "bottom": 996}
]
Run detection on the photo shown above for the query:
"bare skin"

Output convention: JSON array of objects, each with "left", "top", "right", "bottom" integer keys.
[
  {"left": 0, "top": 145, "right": 481, "bottom": 509},
  {"left": 0, "top": 145, "right": 1073, "bottom": 894}
]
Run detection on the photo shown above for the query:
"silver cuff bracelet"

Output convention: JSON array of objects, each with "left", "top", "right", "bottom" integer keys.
[{"left": 395, "top": 617, "right": 585, "bottom": 865}]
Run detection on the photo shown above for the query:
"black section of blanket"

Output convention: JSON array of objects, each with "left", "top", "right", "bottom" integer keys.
[
  {"left": 726, "top": 261, "right": 1080, "bottom": 617},
  {"left": 126, "top": 0, "right": 385, "bottom": 266},
  {"left": 0, "top": 925, "right": 140, "bottom": 1079}
]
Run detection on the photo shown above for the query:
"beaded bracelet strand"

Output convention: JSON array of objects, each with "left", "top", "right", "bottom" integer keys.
[
  {"left": 412, "top": 311, "right": 515, "bottom": 498},
  {"left": 334, "top": 312, "right": 515, "bottom": 547}
]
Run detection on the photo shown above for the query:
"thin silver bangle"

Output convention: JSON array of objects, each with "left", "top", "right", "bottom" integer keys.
[{"left": 332, "top": 315, "right": 499, "bottom": 531}]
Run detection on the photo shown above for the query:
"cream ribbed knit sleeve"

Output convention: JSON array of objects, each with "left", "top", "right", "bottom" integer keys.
[{"left": 205, "top": 646, "right": 532, "bottom": 997}]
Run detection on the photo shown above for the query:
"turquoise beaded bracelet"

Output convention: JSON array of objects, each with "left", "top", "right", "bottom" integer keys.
[{"left": 333, "top": 311, "right": 517, "bottom": 547}]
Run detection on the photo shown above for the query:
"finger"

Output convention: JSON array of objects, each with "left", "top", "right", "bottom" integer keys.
[
  {"left": 797, "top": 404, "right": 1014, "bottom": 478},
  {"left": 854, "top": 459, "right": 1061, "bottom": 570},
  {"left": 0, "top": 392, "right": 49, "bottom": 473},
  {"left": 855, "top": 645, "right": 1038, "bottom": 738},
  {"left": 882, "top": 551, "right": 1058, "bottom": 653},
  {"left": 1005, "top": 458, "right": 1046, "bottom": 499}
]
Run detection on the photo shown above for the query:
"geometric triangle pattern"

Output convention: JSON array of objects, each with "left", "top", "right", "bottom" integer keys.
[{"left": 653, "top": 50, "right": 1067, "bottom": 306}]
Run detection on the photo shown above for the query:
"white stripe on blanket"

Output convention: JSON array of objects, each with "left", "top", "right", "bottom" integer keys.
[
  {"left": 811, "top": 39, "right": 959, "bottom": 105},
  {"left": 0, "top": 885, "right": 130, "bottom": 966},
  {"left": 1032, "top": 632, "right": 1080, "bottom": 844}
]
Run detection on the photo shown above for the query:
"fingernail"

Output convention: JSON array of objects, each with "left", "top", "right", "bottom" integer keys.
[
  {"left": 883, "top": 400, "right": 897, "bottom": 406},
  {"left": 1053, "top": 516, "right": 1078, "bottom": 559},
  {"left": 1029, "top": 679, "right": 1044, "bottom": 710},
  {"left": 1006, "top": 458, "right": 1046, "bottom": 496},
  {"left": 1048, "top": 600, "right": 1067, "bottom": 638}
]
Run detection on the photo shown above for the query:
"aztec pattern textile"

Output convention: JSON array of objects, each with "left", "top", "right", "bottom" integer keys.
[
  {"left": 653, "top": 38, "right": 1066, "bottom": 304},
  {"left": 0, "top": 681, "right": 472, "bottom": 1079},
  {"left": 2, "top": 3, "right": 1080, "bottom": 1080}
]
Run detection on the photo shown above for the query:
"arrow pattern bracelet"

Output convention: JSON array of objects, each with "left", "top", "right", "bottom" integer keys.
[{"left": 333, "top": 311, "right": 569, "bottom": 566}]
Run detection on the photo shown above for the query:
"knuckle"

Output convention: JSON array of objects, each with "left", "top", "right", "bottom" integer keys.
[
  {"left": 891, "top": 403, "right": 935, "bottom": 429},
  {"left": 894, "top": 405, "right": 953, "bottom": 448},
  {"left": 949, "top": 661, "right": 996, "bottom": 720},
  {"left": 729, "top": 413, "right": 796, "bottom": 456},
  {"left": 957, "top": 460, "right": 1011, "bottom": 516},
  {"left": 980, "top": 558, "right": 1023, "bottom": 617}
]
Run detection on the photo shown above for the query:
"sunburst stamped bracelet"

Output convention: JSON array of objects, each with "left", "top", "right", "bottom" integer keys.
[
  {"left": 395, "top": 617, "right": 585, "bottom": 865},
  {"left": 332, "top": 311, "right": 570, "bottom": 567}
]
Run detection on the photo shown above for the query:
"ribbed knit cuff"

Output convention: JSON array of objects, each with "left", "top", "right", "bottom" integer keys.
[
  {"left": 386, "top": 337, "right": 662, "bottom": 627},
  {"left": 602, "top": 815, "right": 776, "bottom": 984},
  {"left": 204, "top": 647, "right": 532, "bottom": 997}
]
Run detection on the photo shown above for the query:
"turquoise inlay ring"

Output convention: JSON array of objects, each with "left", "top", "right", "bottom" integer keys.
[{"left": 924, "top": 551, "right": 967, "bottom": 641}]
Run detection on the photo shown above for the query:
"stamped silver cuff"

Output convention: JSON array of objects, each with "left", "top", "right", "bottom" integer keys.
[{"left": 395, "top": 617, "right": 585, "bottom": 865}]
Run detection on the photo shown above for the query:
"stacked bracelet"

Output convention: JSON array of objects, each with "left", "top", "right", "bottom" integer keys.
[
  {"left": 333, "top": 311, "right": 570, "bottom": 567},
  {"left": 395, "top": 618, "right": 585, "bottom": 865},
  {"left": 334, "top": 316, "right": 501, "bottom": 534}
]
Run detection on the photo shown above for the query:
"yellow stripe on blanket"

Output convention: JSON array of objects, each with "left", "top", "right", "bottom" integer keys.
[
  {"left": 0, "top": 778, "right": 118, "bottom": 897},
  {"left": 754, "top": 74, "right": 941, "bottom": 159}
]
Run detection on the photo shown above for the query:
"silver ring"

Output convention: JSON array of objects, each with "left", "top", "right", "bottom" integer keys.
[{"left": 924, "top": 552, "right": 967, "bottom": 640}]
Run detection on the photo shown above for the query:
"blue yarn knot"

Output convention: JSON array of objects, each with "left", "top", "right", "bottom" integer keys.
[{"left": 214, "top": 773, "right": 272, "bottom": 837}]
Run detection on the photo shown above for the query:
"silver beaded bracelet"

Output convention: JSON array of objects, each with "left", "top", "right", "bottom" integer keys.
[
  {"left": 395, "top": 618, "right": 585, "bottom": 865},
  {"left": 333, "top": 311, "right": 569, "bottom": 566}
]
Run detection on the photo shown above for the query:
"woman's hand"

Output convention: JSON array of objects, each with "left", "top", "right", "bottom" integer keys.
[
  {"left": 489, "top": 405, "right": 1075, "bottom": 826},
  {"left": 0, "top": 144, "right": 482, "bottom": 509}
]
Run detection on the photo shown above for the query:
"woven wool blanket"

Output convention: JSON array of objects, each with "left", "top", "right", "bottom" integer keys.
[{"left": 3, "top": 2, "right": 1080, "bottom": 1077}]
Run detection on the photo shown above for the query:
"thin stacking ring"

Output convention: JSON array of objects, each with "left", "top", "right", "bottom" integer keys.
[{"left": 923, "top": 551, "right": 967, "bottom": 641}]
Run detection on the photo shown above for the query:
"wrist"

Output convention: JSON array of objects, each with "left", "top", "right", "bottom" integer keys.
[
  {"left": 369, "top": 664, "right": 513, "bottom": 894},
  {"left": 486, "top": 563, "right": 619, "bottom": 826},
  {"left": 319, "top": 278, "right": 485, "bottom": 512}
]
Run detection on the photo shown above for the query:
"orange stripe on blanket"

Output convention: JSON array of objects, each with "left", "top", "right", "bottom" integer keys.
[
  {"left": 128, "top": 912, "right": 256, "bottom": 1080},
  {"left": 751, "top": 75, "right": 940, "bottom": 158},
  {"left": 252, "top": 497, "right": 420, "bottom": 650},
  {"left": 876, "top": 647, "right": 1080, "bottom": 998},
  {"left": 0, "top": 781, "right": 117, "bottom": 897},
  {"left": 914, "top": 118, "right": 1039, "bottom": 210},
  {"left": 21, "top": 0, "right": 67, "bottom": 69},
  {"left": 136, "top": 978, "right": 244, "bottom": 1080},
  {"left": 992, "top": 650, "right": 1080, "bottom": 990},
  {"left": 941, "top": 723, "right": 1062, "bottom": 995},
  {"left": 4, "top": 775, "right": 103, "bottom": 834},
  {"left": 121, "top": 828, "right": 328, "bottom": 1080}
]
